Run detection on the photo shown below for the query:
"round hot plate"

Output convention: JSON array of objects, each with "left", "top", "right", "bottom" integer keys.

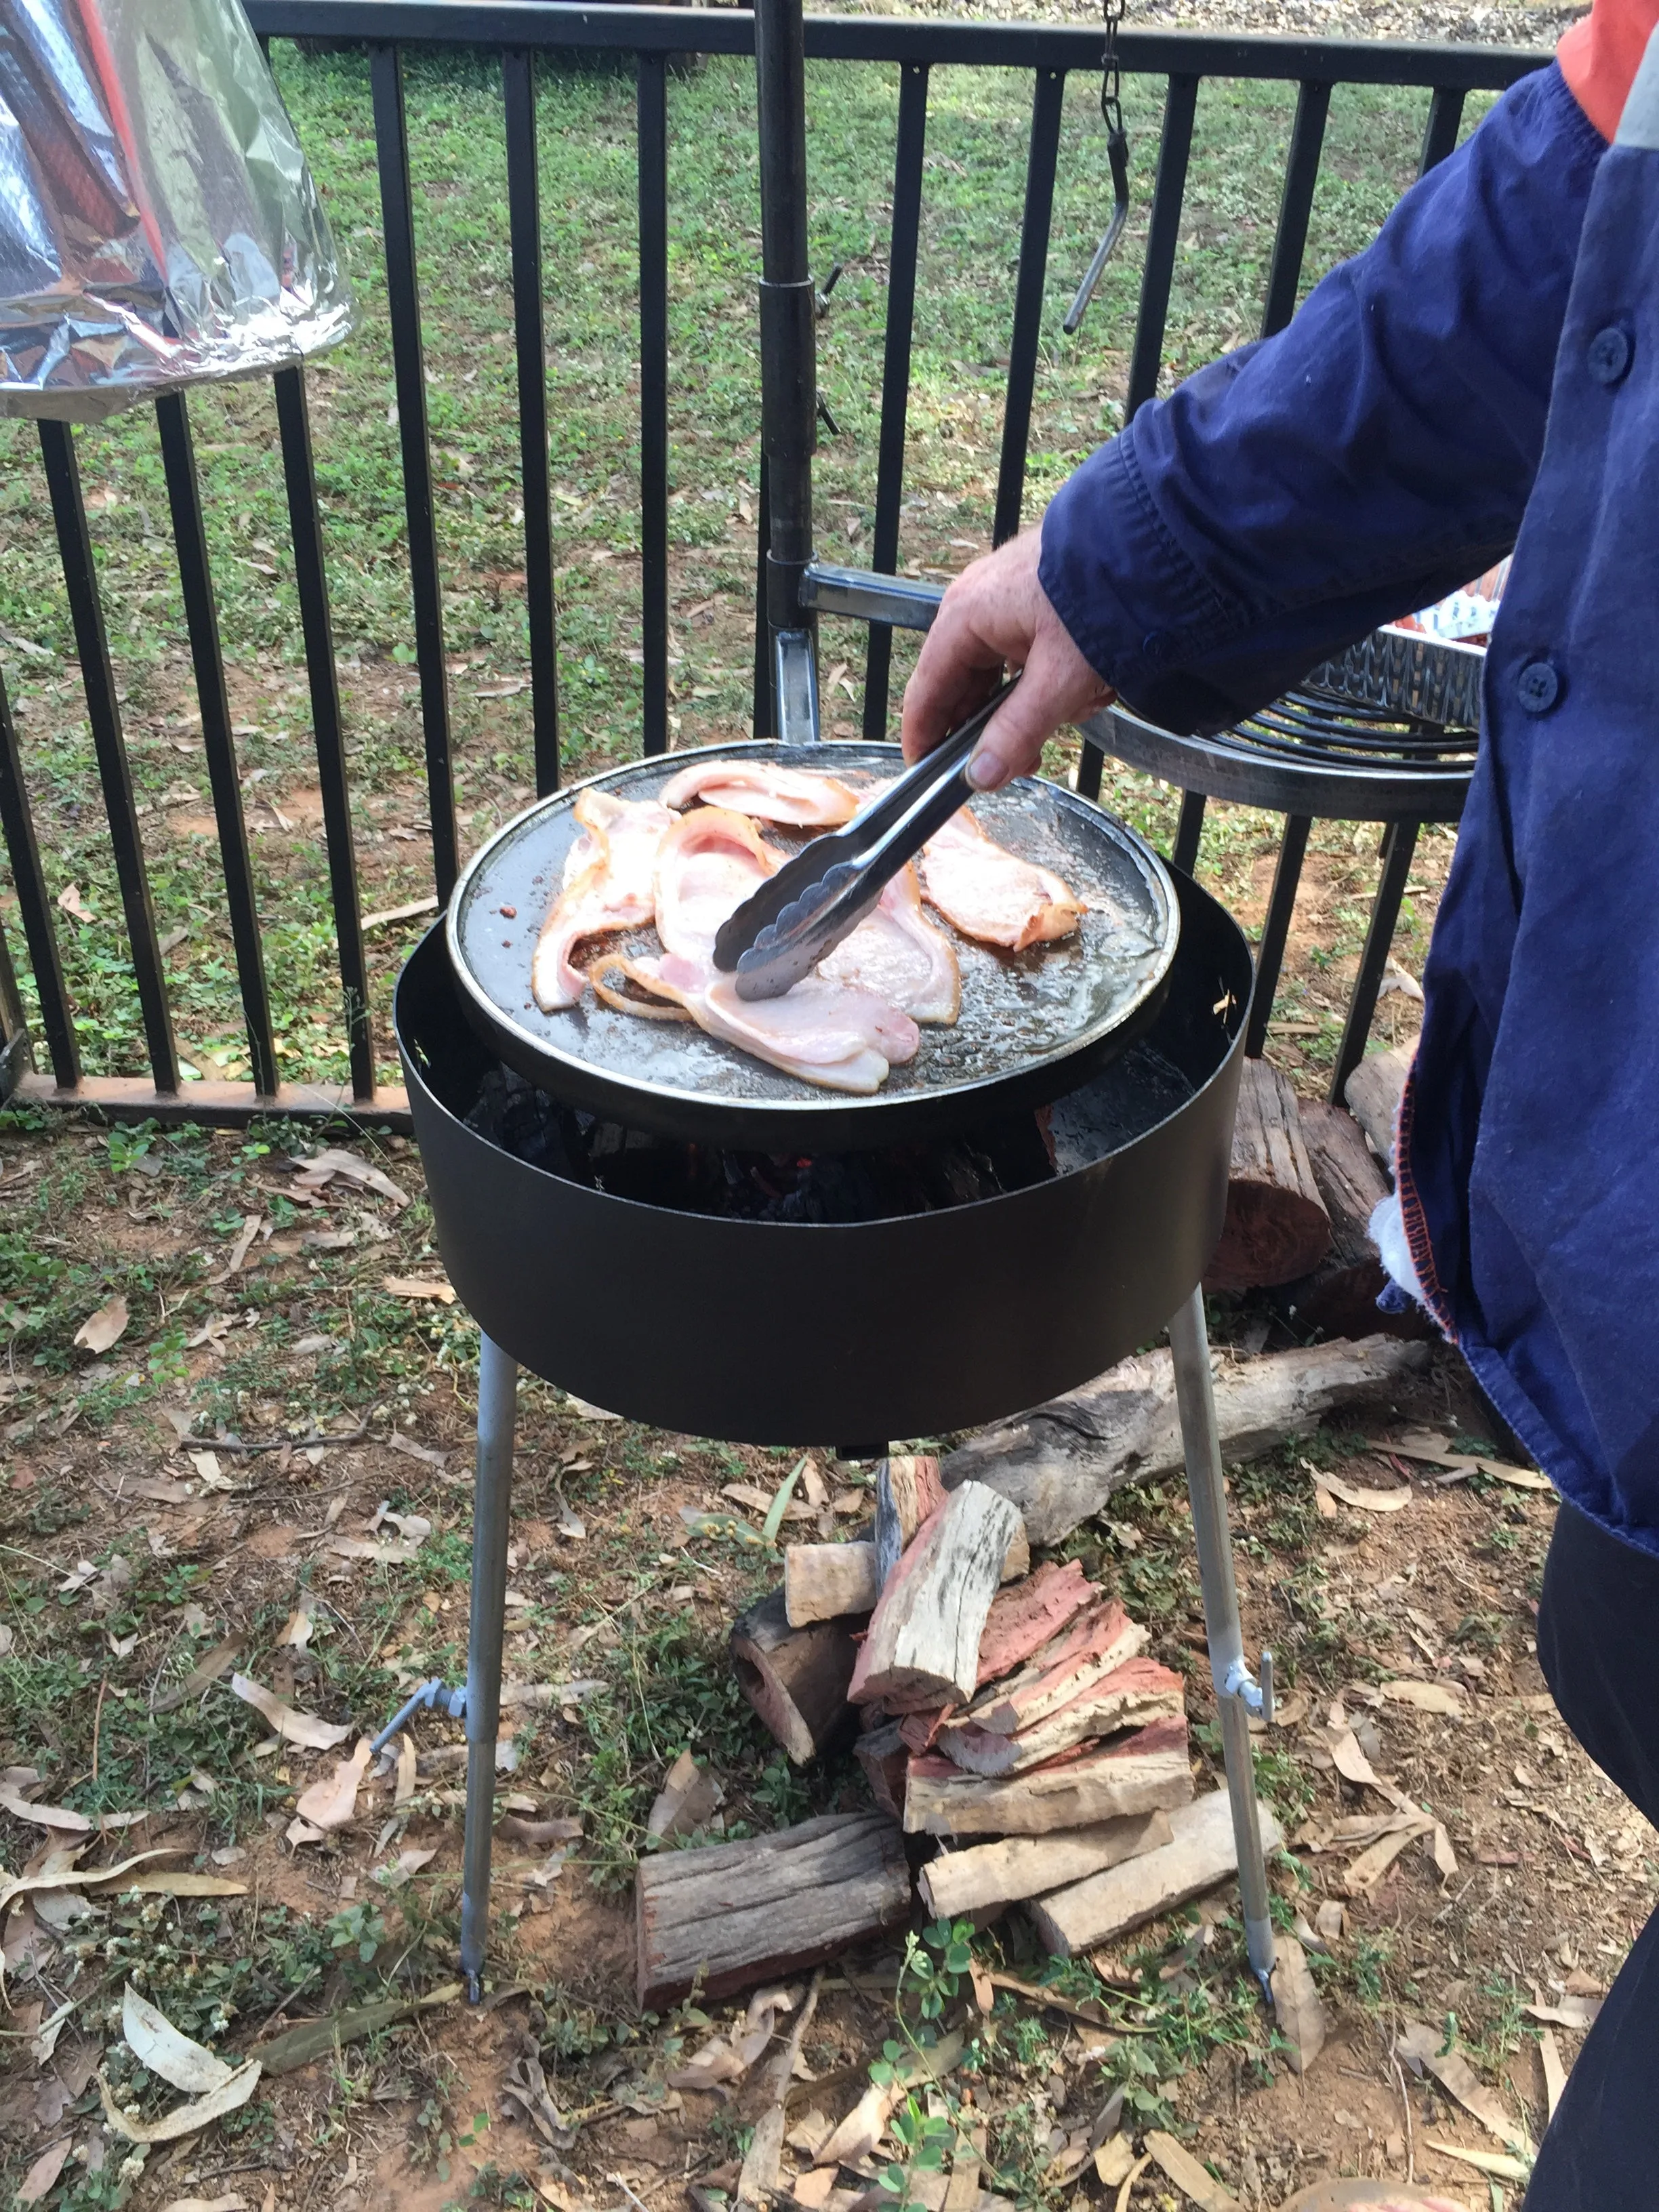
[{"left": 445, "top": 740, "right": 1179, "bottom": 1149}]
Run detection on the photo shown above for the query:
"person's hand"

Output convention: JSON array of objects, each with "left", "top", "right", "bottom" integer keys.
[{"left": 899, "top": 525, "right": 1115, "bottom": 792}]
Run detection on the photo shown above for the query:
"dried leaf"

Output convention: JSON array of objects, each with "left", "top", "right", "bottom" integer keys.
[
  {"left": 1313, "top": 1469, "right": 1412, "bottom": 1513},
  {"left": 647, "top": 1748, "right": 721, "bottom": 1843},
  {"left": 157, "top": 2196, "right": 247, "bottom": 2212},
  {"left": 229, "top": 1673, "right": 351, "bottom": 1750},
  {"left": 16, "top": 2137, "right": 72, "bottom": 2205},
  {"left": 1382, "top": 1679, "right": 1467, "bottom": 1719},
  {"left": 121, "top": 1872, "right": 247, "bottom": 1899},
  {"left": 155, "top": 1633, "right": 245, "bottom": 1713},
  {"left": 1345, "top": 1817, "right": 1435, "bottom": 1896},
  {"left": 382, "top": 1275, "right": 455, "bottom": 1303},
  {"left": 56, "top": 882, "right": 94, "bottom": 923},
  {"left": 501, "top": 2047, "right": 577, "bottom": 2150},
  {"left": 813, "top": 2081, "right": 897, "bottom": 2167},
  {"left": 1378, "top": 1431, "right": 1553, "bottom": 1492},
  {"left": 0, "top": 1783, "right": 91, "bottom": 1832},
  {"left": 565, "top": 1391, "right": 622, "bottom": 1420},
  {"left": 739, "top": 2102, "right": 785, "bottom": 2204},
  {"left": 99, "top": 2056, "right": 262, "bottom": 2142},
  {"left": 123, "top": 1984, "right": 235, "bottom": 2094},
  {"left": 1094, "top": 2135, "right": 1135, "bottom": 2190},
  {"left": 326, "top": 1534, "right": 420, "bottom": 1565},
  {"left": 276, "top": 1607, "right": 313, "bottom": 1650},
  {"left": 1269, "top": 1936, "right": 1328, "bottom": 2076},
  {"left": 293, "top": 1738, "right": 373, "bottom": 1832},
  {"left": 394, "top": 1732, "right": 417, "bottom": 1807},
  {"left": 1143, "top": 2130, "right": 1239, "bottom": 2212},
  {"left": 553, "top": 1488, "right": 586, "bottom": 1540},
  {"left": 292, "top": 1147, "right": 410, "bottom": 1208},
  {"left": 252, "top": 1982, "right": 462, "bottom": 2075},
  {"left": 1430, "top": 1822, "right": 1459, "bottom": 1879},
  {"left": 74, "top": 1294, "right": 129, "bottom": 1354},
  {"left": 668, "top": 2034, "right": 750, "bottom": 2093},
  {"left": 1422, "top": 2139, "right": 1530, "bottom": 2183},
  {"left": 1526, "top": 1994, "right": 1602, "bottom": 2030},
  {"left": 762, "top": 1456, "right": 811, "bottom": 1545}
]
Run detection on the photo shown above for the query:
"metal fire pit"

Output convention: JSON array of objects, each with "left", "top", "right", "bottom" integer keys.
[{"left": 394, "top": 865, "right": 1280, "bottom": 2005}]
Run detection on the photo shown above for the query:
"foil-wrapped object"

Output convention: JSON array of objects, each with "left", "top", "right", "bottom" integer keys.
[{"left": 0, "top": 0, "right": 352, "bottom": 419}]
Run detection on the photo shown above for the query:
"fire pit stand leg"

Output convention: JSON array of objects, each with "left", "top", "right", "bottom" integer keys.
[
  {"left": 1167, "top": 1288, "right": 1277, "bottom": 2001},
  {"left": 459, "top": 1331, "right": 518, "bottom": 2002}
]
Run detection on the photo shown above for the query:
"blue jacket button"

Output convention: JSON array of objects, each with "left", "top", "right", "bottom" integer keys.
[
  {"left": 1517, "top": 658, "right": 1561, "bottom": 714},
  {"left": 1589, "top": 325, "right": 1632, "bottom": 385}
]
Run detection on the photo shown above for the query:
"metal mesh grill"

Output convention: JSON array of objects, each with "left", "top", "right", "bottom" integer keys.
[{"left": 1222, "top": 686, "right": 1478, "bottom": 779}]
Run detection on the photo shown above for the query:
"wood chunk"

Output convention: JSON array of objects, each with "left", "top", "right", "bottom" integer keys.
[
  {"left": 635, "top": 1811, "right": 911, "bottom": 2007},
  {"left": 905, "top": 1717, "right": 1193, "bottom": 1837},
  {"left": 1345, "top": 1042, "right": 1413, "bottom": 1170},
  {"left": 975, "top": 1560, "right": 1097, "bottom": 1687},
  {"left": 731, "top": 1589, "right": 861, "bottom": 1765},
  {"left": 898, "top": 1706, "right": 956, "bottom": 1756},
  {"left": 938, "top": 1656, "right": 1185, "bottom": 1778},
  {"left": 854, "top": 1722, "right": 909, "bottom": 1820},
  {"left": 942, "top": 1336, "right": 1431, "bottom": 1546},
  {"left": 848, "top": 1483, "right": 1022, "bottom": 1707},
  {"left": 960, "top": 1599, "right": 1146, "bottom": 1736},
  {"left": 918, "top": 1811, "right": 1174, "bottom": 1918},
  {"left": 1027, "top": 1787, "right": 1286, "bottom": 1956},
  {"left": 874, "top": 1456, "right": 945, "bottom": 1584},
  {"left": 1280, "top": 1099, "right": 1432, "bottom": 1342},
  {"left": 785, "top": 1542, "right": 879, "bottom": 1626},
  {"left": 1000, "top": 1517, "right": 1029, "bottom": 1582},
  {"left": 1204, "top": 1059, "right": 1332, "bottom": 1292}
]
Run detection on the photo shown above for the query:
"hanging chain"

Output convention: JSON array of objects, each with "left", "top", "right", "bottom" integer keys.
[{"left": 1100, "top": 0, "right": 1124, "bottom": 138}]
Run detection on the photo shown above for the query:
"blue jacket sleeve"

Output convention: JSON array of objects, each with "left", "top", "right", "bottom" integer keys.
[{"left": 1038, "top": 62, "right": 1606, "bottom": 736}]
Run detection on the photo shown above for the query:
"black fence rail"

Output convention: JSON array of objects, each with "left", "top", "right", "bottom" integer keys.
[{"left": 0, "top": 3, "right": 1546, "bottom": 1129}]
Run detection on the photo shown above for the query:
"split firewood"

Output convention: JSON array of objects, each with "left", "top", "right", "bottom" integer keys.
[
  {"left": 784, "top": 1542, "right": 879, "bottom": 1627},
  {"left": 1027, "top": 1786, "right": 1286, "bottom": 1956},
  {"left": 975, "top": 1559, "right": 1097, "bottom": 1686},
  {"left": 918, "top": 1809, "right": 1174, "bottom": 1918},
  {"left": 1204, "top": 1059, "right": 1332, "bottom": 1291},
  {"left": 905, "top": 1716, "right": 1193, "bottom": 1837},
  {"left": 937, "top": 1656, "right": 1185, "bottom": 1778},
  {"left": 942, "top": 1334, "right": 1431, "bottom": 1546},
  {"left": 1281, "top": 1101, "right": 1430, "bottom": 1342},
  {"left": 853, "top": 1721, "right": 909, "bottom": 1820},
  {"left": 898, "top": 1706, "right": 956, "bottom": 1755},
  {"left": 952, "top": 1598, "right": 1146, "bottom": 1739},
  {"left": 731, "top": 1589, "right": 861, "bottom": 1765},
  {"left": 635, "top": 1811, "right": 910, "bottom": 2007},
  {"left": 874, "top": 1456, "right": 945, "bottom": 1584},
  {"left": 1344, "top": 1042, "right": 1412, "bottom": 1169},
  {"left": 848, "top": 1482, "right": 1023, "bottom": 1707}
]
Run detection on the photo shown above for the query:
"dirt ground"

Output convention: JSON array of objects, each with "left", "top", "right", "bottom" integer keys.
[{"left": 0, "top": 1062, "right": 1645, "bottom": 2212}]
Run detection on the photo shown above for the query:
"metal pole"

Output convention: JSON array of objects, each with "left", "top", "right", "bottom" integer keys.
[
  {"left": 1167, "top": 1288, "right": 1276, "bottom": 1996},
  {"left": 754, "top": 0, "right": 819, "bottom": 743},
  {"left": 459, "top": 1333, "right": 518, "bottom": 2001}
]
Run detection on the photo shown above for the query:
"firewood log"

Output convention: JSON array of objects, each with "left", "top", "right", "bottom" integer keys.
[
  {"left": 954, "top": 1599, "right": 1145, "bottom": 1739},
  {"left": 937, "top": 1656, "right": 1185, "bottom": 1778},
  {"left": 1344, "top": 1042, "right": 1413, "bottom": 1170},
  {"left": 784, "top": 1541, "right": 879, "bottom": 1626},
  {"left": 848, "top": 1482, "right": 1023, "bottom": 1707},
  {"left": 918, "top": 1811, "right": 1175, "bottom": 1918},
  {"left": 903, "top": 1716, "right": 1193, "bottom": 1837},
  {"left": 854, "top": 1721, "right": 909, "bottom": 1820},
  {"left": 941, "top": 1335, "right": 1431, "bottom": 1547},
  {"left": 975, "top": 1559, "right": 1097, "bottom": 1687},
  {"left": 1279, "top": 1101, "right": 1431, "bottom": 1342},
  {"left": 874, "top": 1455, "right": 945, "bottom": 1584},
  {"left": 731, "top": 1589, "right": 861, "bottom": 1765},
  {"left": 635, "top": 1811, "right": 911, "bottom": 2007},
  {"left": 1026, "top": 1787, "right": 1285, "bottom": 1957},
  {"left": 1204, "top": 1059, "right": 1332, "bottom": 1292}
]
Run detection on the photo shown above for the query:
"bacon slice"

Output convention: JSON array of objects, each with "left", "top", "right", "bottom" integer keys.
[
  {"left": 592, "top": 951, "right": 919, "bottom": 1095},
  {"left": 531, "top": 790, "right": 675, "bottom": 1012},
  {"left": 920, "top": 806, "right": 1082, "bottom": 952},
  {"left": 817, "top": 864, "right": 961, "bottom": 1025},
  {"left": 652, "top": 805, "right": 781, "bottom": 962},
  {"left": 659, "top": 758, "right": 862, "bottom": 826}
]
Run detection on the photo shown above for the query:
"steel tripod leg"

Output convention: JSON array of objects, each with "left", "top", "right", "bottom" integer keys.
[
  {"left": 459, "top": 1333, "right": 518, "bottom": 2001},
  {"left": 1168, "top": 1288, "right": 1277, "bottom": 1998}
]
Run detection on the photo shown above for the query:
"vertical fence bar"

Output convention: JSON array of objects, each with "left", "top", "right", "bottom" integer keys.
[
  {"left": 1330, "top": 818, "right": 1420, "bottom": 1101},
  {"left": 0, "top": 907, "right": 27, "bottom": 1096},
  {"left": 504, "top": 48, "right": 561, "bottom": 794},
  {"left": 371, "top": 43, "right": 459, "bottom": 900},
  {"left": 1259, "top": 80, "right": 1331, "bottom": 340},
  {"left": 1171, "top": 787, "right": 1206, "bottom": 875},
  {"left": 37, "top": 419, "right": 179, "bottom": 1093},
  {"left": 1243, "top": 811, "right": 1311, "bottom": 1057},
  {"left": 0, "top": 663, "right": 78, "bottom": 1090},
  {"left": 638, "top": 49, "right": 671, "bottom": 757},
  {"left": 993, "top": 66, "right": 1067, "bottom": 547},
  {"left": 752, "top": 450, "right": 773, "bottom": 737},
  {"left": 862, "top": 60, "right": 930, "bottom": 741},
  {"left": 155, "top": 392, "right": 281, "bottom": 1101},
  {"left": 272, "top": 367, "right": 377, "bottom": 1103},
  {"left": 1125, "top": 73, "right": 1200, "bottom": 417},
  {"left": 1418, "top": 85, "right": 1465, "bottom": 176}
]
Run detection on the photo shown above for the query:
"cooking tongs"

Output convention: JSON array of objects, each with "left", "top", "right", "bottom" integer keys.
[{"left": 713, "top": 676, "right": 1021, "bottom": 1001}]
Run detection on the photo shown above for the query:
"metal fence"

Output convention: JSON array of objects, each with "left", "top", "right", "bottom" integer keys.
[{"left": 0, "top": 3, "right": 1546, "bottom": 1129}]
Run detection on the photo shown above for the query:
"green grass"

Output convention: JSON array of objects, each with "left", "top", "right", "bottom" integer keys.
[{"left": 0, "top": 43, "right": 1483, "bottom": 1085}]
